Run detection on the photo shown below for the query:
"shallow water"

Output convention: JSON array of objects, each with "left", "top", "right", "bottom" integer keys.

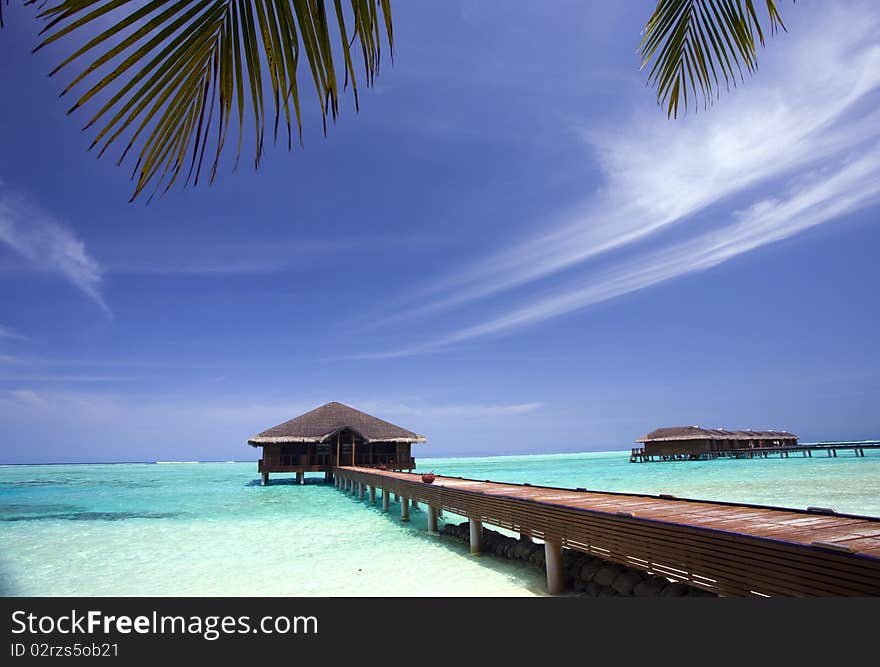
[{"left": 1, "top": 450, "right": 878, "bottom": 596}]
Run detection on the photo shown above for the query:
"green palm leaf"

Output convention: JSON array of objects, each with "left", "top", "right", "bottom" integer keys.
[
  {"left": 640, "top": 0, "right": 787, "bottom": 118},
  {"left": 23, "top": 0, "right": 393, "bottom": 201}
]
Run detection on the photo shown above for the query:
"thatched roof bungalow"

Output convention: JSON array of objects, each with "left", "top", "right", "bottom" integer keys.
[
  {"left": 635, "top": 426, "right": 798, "bottom": 459},
  {"left": 248, "top": 401, "right": 426, "bottom": 484}
]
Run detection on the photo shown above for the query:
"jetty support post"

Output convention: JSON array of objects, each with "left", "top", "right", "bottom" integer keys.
[
  {"left": 401, "top": 496, "right": 410, "bottom": 522},
  {"left": 296, "top": 471, "right": 304, "bottom": 485},
  {"left": 428, "top": 505, "right": 439, "bottom": 534},
  {"left": 360, "top": 482, "right": 366, "bottom": 500},
  {"left": 469, "top": 517, "right": 483, "bottom": 555},
  {"left": 261, "top": 472, "right": 269, "bottom": 486},
  {"left": 369, "top": 485, "right": 376, "bottom": 505},
  {"left": 382, "top": 488, "right": 390, "bottom": 512},
  {"left": 412, "top": 499, "right": 419, "bottom": 511},
  {"left": 544, "top": 538, "right": 565, "bottom": 595}
]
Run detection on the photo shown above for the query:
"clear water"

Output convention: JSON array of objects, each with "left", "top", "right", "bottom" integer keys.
[{"left": 1, "top": 450, "right": 878, "bottom": 596}]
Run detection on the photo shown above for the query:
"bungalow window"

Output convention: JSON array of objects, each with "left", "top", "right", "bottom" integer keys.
[{"left": 315, "top": 444, "right": 330, "bottom": 465}]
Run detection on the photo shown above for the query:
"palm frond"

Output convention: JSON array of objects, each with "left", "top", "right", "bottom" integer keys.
[
  {"left": 26, "top": 1, "right": 393, "bottom": 201},
  {"left": 640, "top": 0, "right": 787, "bottom": 118}
]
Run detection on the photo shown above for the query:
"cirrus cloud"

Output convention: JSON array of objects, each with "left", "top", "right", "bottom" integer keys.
[
  {"left": 0, "top": 187, "right": 108, "bottom": 314},
  {"left": 361, "top": 3, "right": 880, "bottom": 356}
]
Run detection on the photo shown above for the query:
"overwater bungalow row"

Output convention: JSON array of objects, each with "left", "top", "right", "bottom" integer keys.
[
  {"left": 631, "top": 426, "right": 799, "bottom": 461},
  {"left": 630, "top": 426, "right": 879, "bottom": 462},
  {"left": 247, "top": 402, "right": 425, "bottom": 485}
]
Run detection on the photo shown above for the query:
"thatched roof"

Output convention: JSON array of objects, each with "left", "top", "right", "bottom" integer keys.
[
  {"left": 636, "top": 426, "right": 798, "bottom": 443},
  {"left": 247, "top": 402, "right": 427, "bottom": 446}
]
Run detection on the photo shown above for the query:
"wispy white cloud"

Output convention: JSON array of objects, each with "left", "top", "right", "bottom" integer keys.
[
  {"left": 6, "top": 389, "right": 49, "bottom": 409},
  {"left": 0, "top": 374, "right": 137, "bottom": 382},
  {"left": 429, "top": 150, "right": 880, "bottom": 347},
  {"left": 107, "top": 259, "right": 288, "bottom": 276},
  {"left": 102, "top": 234, "right": 447, "bottom": 276},
  {"left": 366, "top": 4, "right": 880, "bottom": 355},
  {"left": 402, "top": 8, "right": 880, "bottom": 319},
  {"left": 0, "top": 324, "right": 26, "bottom": 340},
  {"left": 355, "top": 400, "right": 544, "bottom": 419},
  {"left": 0, "top": 188, "right": 109, "bottom": 313},
  {"left": 0, "top": 390, "right": 544, "bottom": 421}
]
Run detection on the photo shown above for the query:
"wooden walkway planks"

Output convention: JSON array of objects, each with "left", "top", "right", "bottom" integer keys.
[{"left": 335, "top": 466, "right": 880, "bottom": 597}]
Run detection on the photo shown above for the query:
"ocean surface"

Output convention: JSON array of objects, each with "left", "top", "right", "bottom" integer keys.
[{"left": 1, "top": 450, "right": 879, "bottom": 597}]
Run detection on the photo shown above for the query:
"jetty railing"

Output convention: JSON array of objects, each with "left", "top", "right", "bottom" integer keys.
[{"left": 333, "top": 467, "right": 880, "bottom": 598}]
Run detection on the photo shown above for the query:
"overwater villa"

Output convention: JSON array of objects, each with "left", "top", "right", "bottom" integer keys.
[
  {"left": 248, "top": 401, "right": 426, "bottom": 485},
  {"left": 632, "top": 426, "right": 798, "bottom": 462}
]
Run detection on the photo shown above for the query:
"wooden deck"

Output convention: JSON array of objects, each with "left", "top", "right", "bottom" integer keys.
[{"left": 334, "top": 466, "right": 880, "bottom": 597}]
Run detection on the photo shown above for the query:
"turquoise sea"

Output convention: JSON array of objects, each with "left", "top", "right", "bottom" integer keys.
[{"left": 1, "top": 450, "right": 879, "bottom": 597}]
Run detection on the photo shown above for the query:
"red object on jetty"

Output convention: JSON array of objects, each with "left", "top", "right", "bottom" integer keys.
[{"left": 421, "top": 473, "right": 435, "bottom": 484}]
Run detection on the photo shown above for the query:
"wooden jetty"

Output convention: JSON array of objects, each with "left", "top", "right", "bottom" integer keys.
[
  {"left": 631, "top": 441, "right": 880, "bottom": 462},
  {"left": 333, "top": 466, "right": 880, "bottom": 597}
]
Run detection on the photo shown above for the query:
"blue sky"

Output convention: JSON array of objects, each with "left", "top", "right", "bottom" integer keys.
[{"left": 1, "top": 1, "right": 879, "bottom": 464}]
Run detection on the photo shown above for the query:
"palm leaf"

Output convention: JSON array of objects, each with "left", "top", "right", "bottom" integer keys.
[
  {"left": 22, "top": 0, "right": 393, "bottom": 201},
  {"left": 640, "top": 0, "right": 787, "bottom": 118},
  {"left": 0, "top": 1, "right": 7, "bottom": 28}
]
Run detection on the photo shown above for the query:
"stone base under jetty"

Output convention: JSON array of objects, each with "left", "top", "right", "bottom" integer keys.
[{"left": 440, "top": 522, "right": 717, "bottom": 597}]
